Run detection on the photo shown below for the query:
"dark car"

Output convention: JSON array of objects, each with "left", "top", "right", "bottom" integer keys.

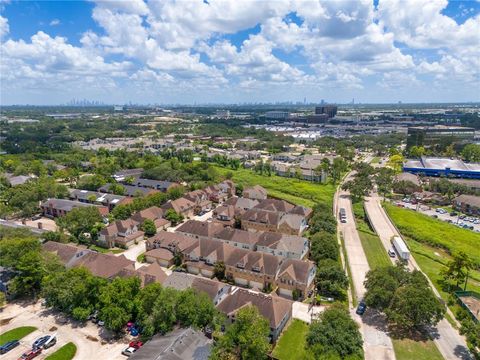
[
  {"left": 356, "top": 301, "right": 367, "bottom": 315},
  {"left": 32, "top": 336, "right": 50, "bottom": 349},
  {"left": 450, "top": 211, "right": 458, "bottom": 217},
  {"left": 0, "top": 340, "right": 20, "bottom": 354}
]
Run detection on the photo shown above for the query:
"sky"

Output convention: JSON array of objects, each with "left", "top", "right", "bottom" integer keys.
[{"left": 0, "top": 0, "right": 479, "bottom": 105}]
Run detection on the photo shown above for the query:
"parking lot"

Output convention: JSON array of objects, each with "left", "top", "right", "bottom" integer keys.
[
  {"left": 1, "top": 301, "right": 128, "bottom": 360},
  {"left": 394, "top": 199, "right": 480, "bottom": 232}
]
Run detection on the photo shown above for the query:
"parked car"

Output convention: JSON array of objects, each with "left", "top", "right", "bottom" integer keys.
[
  {"left": 19, "top": 348, "right": 42, "bottom": 360},
  {"left": 388, "top": 248, "right": 396, "bottom": 258},
  {"left": 129, "top": 341, "right": 143, "bottom": 350},
  {"left": 0, "top": 340, "right": 20, "bottom": 354},
  {"left": 98, "top": 320, "right": 105, "bottom": 326},
  {"left": 356, "top": 301, "right": 367, "bottom": 315},
  {"left": 122, "top": 347, "right": 137, "bottom": 357},
  {"left": 32, "top": 335, "right": 50, "bottom": 349},
  {"left": 43, "top": 334, "right": 57, "bottom": 349},
  {"left": 450, "top": 211, "right": 457, "bottom": 217}
]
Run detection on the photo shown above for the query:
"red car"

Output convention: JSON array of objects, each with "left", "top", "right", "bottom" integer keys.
[
  {"left": 129, "top": 340, "right": 143, "bottom": 349},
  {"left": 19, "top": 348, "right": 42, "bottom": 360}
]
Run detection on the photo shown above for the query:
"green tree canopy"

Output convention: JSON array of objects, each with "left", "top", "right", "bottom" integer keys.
[
  {"left": 210, "top": 306, "right": 271, "bottom": 360},
  {"left": 306, "top": 304, "right": 363, "bottom": 359}
]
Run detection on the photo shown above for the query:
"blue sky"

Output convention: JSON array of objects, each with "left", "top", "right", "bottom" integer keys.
[{"left": 1, "top": 0, "right": 479, "bottom": 105}]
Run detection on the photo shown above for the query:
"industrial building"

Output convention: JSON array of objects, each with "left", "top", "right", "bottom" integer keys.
[{"left": 403, "top": 157, "right": 480, "bottom": 179}]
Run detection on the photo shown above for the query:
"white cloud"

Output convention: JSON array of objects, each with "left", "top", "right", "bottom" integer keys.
[
  {"left": 49, "top": 19, "right": 60, "bottom": 26},
  {"left": 0, "top": 15, "right": 8, "bottom": 39}
]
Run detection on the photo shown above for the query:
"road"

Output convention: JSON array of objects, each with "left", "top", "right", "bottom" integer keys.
[
  {"left": 335, "top": 172, "right": 396, "bottom": 360},
  {"left": 364, "top": 194, "right": 472, "bottom": 360}
]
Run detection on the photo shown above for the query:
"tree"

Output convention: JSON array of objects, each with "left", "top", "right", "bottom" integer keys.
[
  {"left": 461, "top": 144, "right": 480, "bottom": 163},
  {"left": 375, "top": 167, "right": 395, "bottom": 199},
  {"left": 310, "top": 232, "right": 339, "bottom": 263},
  {"left": 141, "top": 219, "right": 156, "bottom": 237},
  {"left": 164, "top": 209, "right": 184, "bottom": 225},
  {"left": 409, "top": 146, "right": 426, "bottom": 158},
  {"left": 387, "top": 154, "right": 404, "bottom": 174},
  {"left": 331, "top": 158, "right": 348, "bottom": 184},
  {"left": 342, "top": 175, "right": 373, "bottom": 202},
  {"left": 56, "top": 206, "right": 102, "bottom": 241},
  {"left": 210, "top": 306, "right": 271, "bottom": 360},
  {"left": 306, "top": 304, "right": 363, "bottom": 359},
  {"left": 42, "top": 267, "right": 106, "bottom": 321},
  {"left": 441, "top": 251, "right": 473, "bottom": 290},
  {"left": 315, "top": 259, "right": 348, "bottom": 298},
  {"left": 364, "top": 264, "right": 445, "bottom": 330},
  {"left": 213, "top": 261, "right": 226, "bottom": 280}
]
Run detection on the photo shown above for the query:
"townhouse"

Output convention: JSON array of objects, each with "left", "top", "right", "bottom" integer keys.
[
  {"left": 40, "top": 198, "right": 109, "bottom": 218},
  {"left": 98, "top": 218, "right": 145, "bottom": 248},
  {"left": 243, "top": 185, "right": 268, "bottom": 200},
  {"left": 183, "top": 189, "right": 212, "bottom": 214},
  {"left": 68, "top": 189, "right": 131, "bottom": 210},
  {"left": 98, "top": 183, "right": 159, "bottom": 198},
  {"left": 176, "top": 220, "right": 225, "bottom": 241},
  {"left": 127, "top": 178, "right": 180, "bottom": 193},
  {"left": 42, "top": 241, "right": 135, "bottom": 279},
  {"left": 276, "top": 258, "right": 316, "bottom": 299},
  {"left": 130, "top": 206, "right": 171, "bottom": 232},
  {"left": 161, "top": 197, "right": 196, "bottom": 219},
  {"left": 217, "top": 288, "right": 292, "bottom": 342},
  {"left": 256, "top": 232, "right": 309, "bottom": 259}
]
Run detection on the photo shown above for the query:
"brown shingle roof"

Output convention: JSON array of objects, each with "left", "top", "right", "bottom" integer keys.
[
  {"left": 145, "top": 248, "right": 175, "bottom": 261},
  {"left": 147, "top": 231, "right": 198, "bottom": 253},
  {"left": 214, "top": 227, "right": 260, "bottom": 246},
  {"left": 254, "top": 199, "right": 295, "bottom": 213},
  {"left": 176, "top": 220, "right": 224, "bottom": 238},
  {"left": 192, "top": 277, "right": 229, "bottom": 301},
  {"left": 217, "top": 289, "right": 292, "bottom": 329},
  {"left": 72, "top": 252, "right": 135, "bottom": 279},
  {"left": 277, "top": 258, "right": 315, "bottom": 285},
  {"left": 42, "top": 241, "right": 88, "bottom": 264},
  {"left": 131, "top": 206, "right": 164, "bottom": 223}
]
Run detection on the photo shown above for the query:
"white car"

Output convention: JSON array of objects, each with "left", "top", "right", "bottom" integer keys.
[{"left": 122, "top": 347, "right": 137, "bottom": 357}]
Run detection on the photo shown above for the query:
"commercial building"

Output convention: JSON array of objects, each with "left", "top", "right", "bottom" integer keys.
[
  {"left": 453, "top": 195, "right": 480, "bottom": 215},
  {"left": 406, "top": 125, "right": 475, "bottom": 149},
  {"left": 265, "top": 111, "right": 290, "bottom": 120},
  {"left": 315, "top": 105, "right": 337, "bottom": 118},
  {"left": 403, "top": 157, "right": 480, "bottom": 179}
]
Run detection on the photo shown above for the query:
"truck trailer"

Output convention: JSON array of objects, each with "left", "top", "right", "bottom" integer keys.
[{"left": 392, "top": 236, "right": 410, "bottom": 261}]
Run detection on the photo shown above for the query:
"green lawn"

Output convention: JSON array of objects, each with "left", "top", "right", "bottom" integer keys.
[
  {"left": 384, "top": 203, "right": 480, "bottom": 267},
  {"left": 45, "top": 342, "right": 77, "bottom": 360},
  {"left": 371, "top": 157, "right": 380, "bottom": 164},
  {"left": 214, "top": 166, "right": 336, "bottom": 208},
  {"left": 392, "top": 337, "right": 444, "bottom": 360},
  {"left": 352, "top": 203, "right": 391, "bottom": 269},
  {"left": 89, "top": 244, "right": 124, "bottom": 254},
  {"left": 272, "top": 320, "right": 314, "bottom": 360},
  {"left": 0, "top": 326, "right": 37, "bottom": 343}
]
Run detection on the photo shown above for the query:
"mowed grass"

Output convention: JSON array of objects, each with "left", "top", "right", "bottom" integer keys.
[
  {"left": 45, "top": 342, "right": 77, "bottom": 360},
  {"left": 384, "top": 203, "right": 480, "bottom": 267},
  {"left": 214, "top": 166, "right": 336, "bottom": 208},
  {"left": 272, "top": 319, "right": 314, "bottom": 360},
  {"left": 0, "top": 326, "right": 37, "bottom": 343},
  {"left": 392, "top": 337, "right": 444, "bottom": 360},
  {"left": 352, "top": 202, "right": 391, "bottom": 269}
]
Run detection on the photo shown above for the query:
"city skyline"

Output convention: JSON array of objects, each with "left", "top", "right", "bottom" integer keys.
[{"left": 1, "top": 0, "right": 479, "bottom": 105}]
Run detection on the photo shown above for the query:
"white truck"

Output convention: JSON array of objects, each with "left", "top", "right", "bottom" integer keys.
[{"left": 392, "top": 236, "right": 410, "bottom": 261}]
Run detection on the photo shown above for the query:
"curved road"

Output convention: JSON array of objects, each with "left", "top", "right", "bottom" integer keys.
[{"left": 364, "top": 194, "right": 471, "bottom": 360}]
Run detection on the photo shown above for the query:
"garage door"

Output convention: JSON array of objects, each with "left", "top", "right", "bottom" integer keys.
[
  {"left": 278, "top": 287, "right": 293, "bottom": 298},
  {"left": 234, "top": 277, "right": 248, "bottom": 286},
  {"left": 187, "top": 265, "right": 200, "bottom": 274},
  {"left": 201, "top": 269, "right": 213, "bottom": 278},
  {"left": 249, "top": 280, "right": 263, "bottom": 290}
]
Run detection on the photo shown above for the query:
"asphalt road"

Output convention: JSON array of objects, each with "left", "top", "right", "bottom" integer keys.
[
  {"left": 364, "top": 194, "right": 472, "bottom": 360},
  {"left": 335, "top": 172, "right": 396, "bottom": 360}
]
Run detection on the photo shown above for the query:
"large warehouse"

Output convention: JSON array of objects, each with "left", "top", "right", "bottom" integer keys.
[{"left": 403, "top": 157, "right": 480, "bottom": 179}]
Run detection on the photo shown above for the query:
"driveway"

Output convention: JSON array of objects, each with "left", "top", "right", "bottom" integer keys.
[
  {"left": 291, "top": 302, "right": 324, "bottom": 324},
  {"left": 0, "top": 301, "right": 127, "bottom": 360},
  {"left": 117, "top": 239, "right": 146, "bottom": 269}
]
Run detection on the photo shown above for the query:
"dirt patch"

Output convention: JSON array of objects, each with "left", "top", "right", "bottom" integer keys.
[
  {"left": 0, "top": 317, "right": 13, "bottom": 326},
  {"left": 87, "top": 335, "right": 99, "bottom": 342},
  {"left": 49, "top": 326, "right": 58, "bottom": 331}
]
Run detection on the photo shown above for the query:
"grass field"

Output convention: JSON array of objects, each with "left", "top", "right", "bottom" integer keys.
[
  {"left": 45, "top": 342, "right": 77, "bottom": 360},
  {"left": 352, "top": 202, "right": 391, "bottom": 269},
  {"left": 89, "top": 244, "right": 124, "bottom": 254},
  {"left": 214, "top": 166, "right": 336, "bottom": 208},
  {"left": 384, "top": 203, "right": 480, "bottom": 267},
  {"left": 392, "top": 337, "right": 444, "bottom": 360},
  {"left": 272, "top": 320, "right": 314, "bottom": 360},
  {"left": 0, "top": 326, "right": 37, "bottom": 343}
]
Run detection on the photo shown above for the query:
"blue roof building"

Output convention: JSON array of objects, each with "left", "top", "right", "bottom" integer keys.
[{"left": 403, "top": 157, "right": 480, "bottom": 179}]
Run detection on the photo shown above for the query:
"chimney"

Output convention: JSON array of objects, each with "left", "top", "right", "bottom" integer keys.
[{"left": 38, "top": 222, "right": 43, "bottom": 229}]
